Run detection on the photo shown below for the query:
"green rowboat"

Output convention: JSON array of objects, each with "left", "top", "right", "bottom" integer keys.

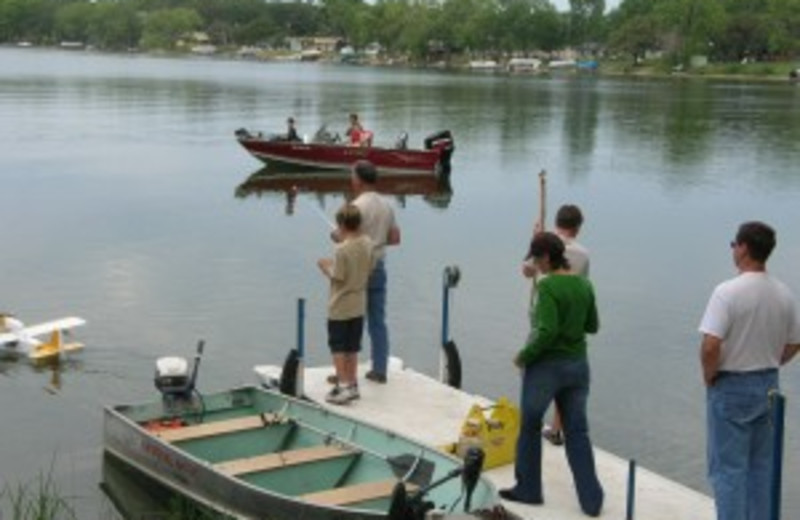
[{"left": 103, "top": 385, "right": 502, "bottom": 519}]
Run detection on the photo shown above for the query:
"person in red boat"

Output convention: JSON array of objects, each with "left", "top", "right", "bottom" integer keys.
[{"left": 346, "top": 113, "right": 373, "bottom": 147}]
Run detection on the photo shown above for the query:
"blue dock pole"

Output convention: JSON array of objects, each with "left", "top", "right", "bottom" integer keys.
[
  {"left": 297, "top": 298, "right": 305, "bottom": 360},
  {"left": 626, "top": 459, "right": 636, "bottom": 520},
  {"left": 439, "top": 266, "right": 461, "bottom": 387},
  {"left": 295, "top": 298, "right": 305, "bottom": 396},
  {"left": 769, "top": 391, "right": 786, "bottom": 520}
]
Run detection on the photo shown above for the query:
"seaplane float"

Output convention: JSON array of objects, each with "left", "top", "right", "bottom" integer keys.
[{"left": 0, "top": 314, "right": 86, "bottom": 361}]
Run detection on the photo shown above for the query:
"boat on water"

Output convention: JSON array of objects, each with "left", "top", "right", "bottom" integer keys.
[
  {"left": 103, "top": 384, "right": 503, "bottom": 520},
  {"left": 234, "top": 127, "right": 455, "bottom": 176}
]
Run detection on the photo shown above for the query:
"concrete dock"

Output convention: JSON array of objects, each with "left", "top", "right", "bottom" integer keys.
[{"left": 255, "top": 358, "right": 713, "bottom": 519}]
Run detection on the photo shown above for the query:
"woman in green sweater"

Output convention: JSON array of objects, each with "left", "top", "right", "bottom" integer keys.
[{"left": 500, "top": 232, "right": 604, "bottom": 517}]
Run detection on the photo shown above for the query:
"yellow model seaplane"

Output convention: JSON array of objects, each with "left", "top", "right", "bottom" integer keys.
[{"left": 0, "top": 314, "right": 86, "bottom": 361}]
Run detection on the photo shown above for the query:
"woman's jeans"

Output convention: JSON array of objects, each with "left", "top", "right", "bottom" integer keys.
[
  {"left": 514, "top": 357, "right": 604, "bottom": 515},
  {"left": 707, "top": 369, "right": 778, "bottom": 520}
]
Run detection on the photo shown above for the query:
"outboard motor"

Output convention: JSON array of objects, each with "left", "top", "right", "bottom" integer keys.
[
  {"left": 154, "top": 340, "right": 206, "bottom": 422},
  {"left": 424, "top": 130, "right": 455, "bottom": 175}
]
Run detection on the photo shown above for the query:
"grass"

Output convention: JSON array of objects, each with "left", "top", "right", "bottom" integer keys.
[
  {"left": 600, "top": 57, "right": 798, "bottom": 81},
  {"left": 0, "top": 466, "right": 77, "bottom": 520}
]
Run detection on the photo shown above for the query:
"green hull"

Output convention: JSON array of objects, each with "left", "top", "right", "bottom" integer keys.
[{"left": 103, "top": 386, "right": 499, "bottom": 519}]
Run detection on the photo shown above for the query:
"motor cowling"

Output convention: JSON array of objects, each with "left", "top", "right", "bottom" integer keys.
[
  {"left": 424, "top": 130, "right": 455, "bottom": 175},
  {"left": 155, "top": 356, "right": 190, "bottom": 396}
]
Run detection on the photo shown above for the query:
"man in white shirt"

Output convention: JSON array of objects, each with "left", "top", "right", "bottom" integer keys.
[
  {"left": 333, "top": 160, "right": 400, "bottom": 383},
  {"left": 699, "top": 221, "right": 800, "bottom": 520}
]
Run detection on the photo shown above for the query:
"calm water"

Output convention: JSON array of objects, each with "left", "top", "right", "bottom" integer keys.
[{"left": 1, "top": 48, "right": 799, "bottom": 518}]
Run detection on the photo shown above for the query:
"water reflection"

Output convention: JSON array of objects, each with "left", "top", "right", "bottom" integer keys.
[
  {"left": 0, "top": 350, "right": 82, "bottom": 393},
  {"left": 235, "top": 166, "right": 454, "bottom": 215},
  {"left": 101, "top": 451, "right": 231, "bottom": 519}
]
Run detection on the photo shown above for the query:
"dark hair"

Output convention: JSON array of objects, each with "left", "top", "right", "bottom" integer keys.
[
  {"left": 527, "top": 232, "right": 570, "bottom": 270},
  {"left": 336, "top": 204, "right": 362, "bottom": 232},
  {"left": 353, "top": 160, "right": 378, "bottom": 184},
  {"left": 736, "top": 221, "right": 776, "bottom": 263},
  {"left": 555, "top": 204, "right": 583, "bottom": 231}
]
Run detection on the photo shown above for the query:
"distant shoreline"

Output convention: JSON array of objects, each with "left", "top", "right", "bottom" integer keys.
[{"left": 5, "top": 43, "right": 798, "bottom": 84}]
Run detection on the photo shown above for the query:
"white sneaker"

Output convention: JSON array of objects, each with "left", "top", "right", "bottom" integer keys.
[{"left": 326, "top": 385, "right": 356, "bottom": 405}]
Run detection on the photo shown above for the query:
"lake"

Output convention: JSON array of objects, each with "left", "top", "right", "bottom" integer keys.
[{"left": 1, "top": 47, "right": 799, "bottom": 518}]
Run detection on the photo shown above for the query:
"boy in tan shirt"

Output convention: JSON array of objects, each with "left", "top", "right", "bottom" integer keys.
[{"left": 317, "top": 204, "right": 374, "bottom": 404}]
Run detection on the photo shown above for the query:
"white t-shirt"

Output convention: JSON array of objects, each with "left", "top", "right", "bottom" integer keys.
[
  {"left": 699, "top": 272, "right": 800, "bottom": 371},
  {"left": 562, "top": 236, "right": 590, "bottom": 277},
  {"left": 352, "top": 191, "right": 396, "bottom": 260}
]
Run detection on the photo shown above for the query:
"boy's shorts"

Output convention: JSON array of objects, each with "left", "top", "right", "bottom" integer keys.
[{"left": 328, "top": 317, "right": 364, "bottom": 353}]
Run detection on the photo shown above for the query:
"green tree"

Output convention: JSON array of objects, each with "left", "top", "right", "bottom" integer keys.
[
  {"left": 568, "top": 0, "right": 605, "bottom": 49},
  {"left": 655, "top": 0, "right": 726, "bottom": 65},
  {"left": 767, "top": 0, "right": 800, "bottom": 57},
  {"left": 54, "top": 2, "right": 94, "bottom": 43},
  {"left": 608, "top": 14, "right": 660, "bottom": 63},
  {"left": 89, "top": 2, "right": 141, "bottom": 50},
  {"left": 140, "top": 7, "right": 202, "bottom": 50}
]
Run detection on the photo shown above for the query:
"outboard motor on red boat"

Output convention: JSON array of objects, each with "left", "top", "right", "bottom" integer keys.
[{"left": 424, "top": 130, "right": 454, "bottom": 175}]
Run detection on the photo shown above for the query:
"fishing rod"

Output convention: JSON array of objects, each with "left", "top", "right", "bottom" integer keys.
[{"left": 290, "top": 185, "right": 336, "bottom": 230}]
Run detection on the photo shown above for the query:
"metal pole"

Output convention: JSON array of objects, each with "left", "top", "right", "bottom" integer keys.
[
  {"left": 441, "top": 270, "right": 450, "bottom": 347},
  {"left": 769, "top": 391, "right": 786, "bottom": 520},
  {"left": 296, "top": 298, "right": 305, "bottom": 397},
  {"left": 296, "top": 298, "right": 305, "bottom": 359},
  {"left": 626, "top": 459, "right": 636, "bottom": 520},
  {"left": 439, "top": 269, "right": 450, "bottom": 383}
]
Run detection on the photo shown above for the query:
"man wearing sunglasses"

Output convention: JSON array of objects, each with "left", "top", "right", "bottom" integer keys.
[{"left": 699, "top": 221, "right": 800, "bottom": 520}]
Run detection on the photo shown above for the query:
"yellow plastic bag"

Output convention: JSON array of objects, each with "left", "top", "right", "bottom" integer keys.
[{"left": 444, "top": 397, "right": 520, "bottom": 469}]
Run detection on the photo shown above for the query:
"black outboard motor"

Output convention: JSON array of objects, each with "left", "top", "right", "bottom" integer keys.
[{"left": 424, "top": 130, "right": 455, "bottom": 175}]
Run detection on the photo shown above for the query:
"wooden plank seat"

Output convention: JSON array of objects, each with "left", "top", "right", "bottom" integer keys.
[
  {"left": 214, "top": 445, "right": 355, "bottom": 477},
  {"left": 301, "top": 479, "right": 418, "bottom": 507},
  {"left": 154, "top": 414, "right": 281, "bottom": 443}
]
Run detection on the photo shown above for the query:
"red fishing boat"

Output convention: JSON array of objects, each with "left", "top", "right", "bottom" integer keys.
[{"left": 235, "top": 126, "right": 454, "bottom": 176}]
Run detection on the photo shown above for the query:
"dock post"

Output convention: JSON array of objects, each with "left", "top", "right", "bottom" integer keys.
[
  {"left": 769, "top": 391, "right": 786, "bottom": 520},
  {"left": 439, "top": 266, "right": 461, "bottom": 387},
  {"left": 296, "top": 298, "right": 305, "bottom": 396},
  {"left": 626, "top": 459, "right": 636, "bottom": 520}
]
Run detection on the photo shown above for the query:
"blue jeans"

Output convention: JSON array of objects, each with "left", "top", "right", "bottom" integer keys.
[
  {"left": 512, "top": 358, "right": 603, "bottom": 515},
  {"left": 366, "top": 259, "right": 389, "bottom": 376},
  {"left": 707, "top": 369, "right": 778, "bottom": 520}
]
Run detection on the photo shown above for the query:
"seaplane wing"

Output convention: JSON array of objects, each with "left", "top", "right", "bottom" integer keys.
[{"left": 16, "top": 317, "right": 87, "bottom": 338}]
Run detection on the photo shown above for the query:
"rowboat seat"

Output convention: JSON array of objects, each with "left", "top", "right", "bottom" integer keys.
[
  {"left": 154, "top": 414, "right": 282, "bottom": 443},
  {"left": 215, "top": 445, "right": 355, "bottom": 477},
  {"left": 301, "top": 479, "right": 418, "bottom": 507}
]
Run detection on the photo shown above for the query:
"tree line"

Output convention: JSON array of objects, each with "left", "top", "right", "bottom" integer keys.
[{"left": 1, "top": 0, "right": 798, "bottom": 65}]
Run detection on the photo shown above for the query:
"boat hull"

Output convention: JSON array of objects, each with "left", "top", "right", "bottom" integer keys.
[
  {"left": 103, "top": 386, "right": 497, "bottom": 519},
  {"left": 235, "top": 130, "right": 453, "bottom": 176}
]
